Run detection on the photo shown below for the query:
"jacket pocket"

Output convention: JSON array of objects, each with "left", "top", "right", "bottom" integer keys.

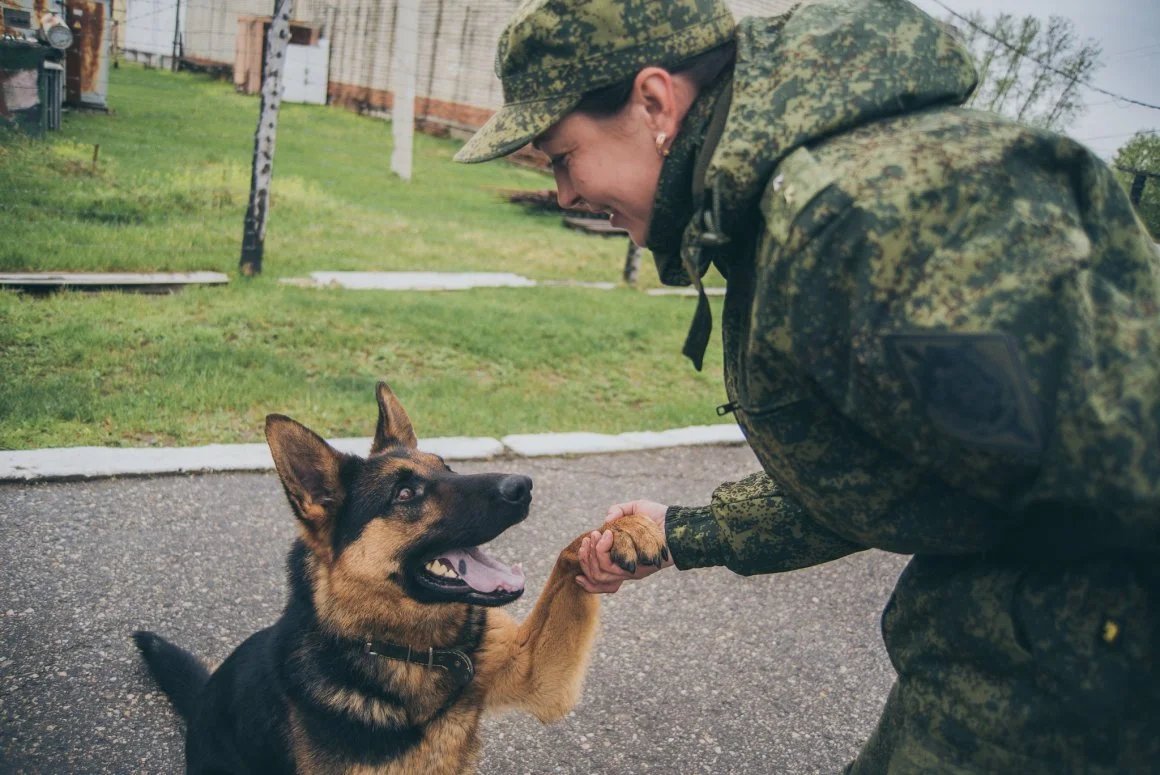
[
  {"left": 1012, "top": 559, "right": 1157, "bottom": 721},
  {"left": 742, "top": 146, "right": 855, "bottom": 417},
  {"left": 760, "top": 146, "right": 855, "bottom": 254}
]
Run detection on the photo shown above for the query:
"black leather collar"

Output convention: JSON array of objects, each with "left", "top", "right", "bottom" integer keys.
[{"left": 363, "top": 639, "right": 476, "bottom": 690}]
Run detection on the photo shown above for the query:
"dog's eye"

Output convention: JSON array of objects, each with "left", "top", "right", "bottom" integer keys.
[{"left": 395, "top": 486, "right": 416, "bottom": 502}]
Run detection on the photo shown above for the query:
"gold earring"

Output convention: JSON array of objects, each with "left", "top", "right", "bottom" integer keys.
[{"left": 655, "top": 132, "right": 670, "bottom": 157}]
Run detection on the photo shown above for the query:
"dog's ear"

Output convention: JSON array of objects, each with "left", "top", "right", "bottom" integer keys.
[
  {"left": 265, "top": 414, "right": 346, "bottom": 553},
  {"left": 371, "top": 381, "right": 418, "bottom": 454}
]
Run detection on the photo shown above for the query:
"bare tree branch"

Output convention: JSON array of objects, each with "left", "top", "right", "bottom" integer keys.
[{"left": 951, "top": 10, "right": 1101, "bottom": 131}]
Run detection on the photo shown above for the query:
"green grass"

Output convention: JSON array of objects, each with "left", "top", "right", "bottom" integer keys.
[{"left": 0, "top": 63, "right": 728, "bottom": 449}]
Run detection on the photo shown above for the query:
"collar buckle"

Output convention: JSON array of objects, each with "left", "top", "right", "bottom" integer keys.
[{"left": 363, "top": 639, "right": 476, "bottom": 689}]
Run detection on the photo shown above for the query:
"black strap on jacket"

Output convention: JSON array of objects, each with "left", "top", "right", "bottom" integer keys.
[{"left": 682, "top": 80, "right": 734, "bottom": 371}]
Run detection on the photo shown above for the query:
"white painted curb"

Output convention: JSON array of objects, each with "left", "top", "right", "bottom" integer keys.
[
  {"left": 0, "top": 425, "right": 744, "bottom": 482},
  {"left": 502, "top": 425, "right": 743, "bottom": 457}
]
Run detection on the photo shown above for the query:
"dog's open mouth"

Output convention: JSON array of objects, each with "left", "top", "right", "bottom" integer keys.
[{"left": 413, "top": 545, "right": 525, "bottom": 605}]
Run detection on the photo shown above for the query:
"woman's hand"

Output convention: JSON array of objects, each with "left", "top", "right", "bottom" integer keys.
[{"left": 576, "top": 500, "right": 674, "bottom": 593}]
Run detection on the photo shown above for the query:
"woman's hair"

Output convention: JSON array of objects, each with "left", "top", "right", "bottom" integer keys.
[{"left": 573, "top": 40, "right": 736, "bottom": 117}]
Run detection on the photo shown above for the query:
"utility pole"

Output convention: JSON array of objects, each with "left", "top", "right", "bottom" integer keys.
[
  {"left": 170, "top": 0, "right": 182, "bottom": 71},
  {"left": 1129, "top": 173, "right": 1146, "bottom": 206},
  {"left": 389, "top": 0, "right": 419, "bottom": 181},
  {"left": 239, "top": 0, "right": 294, "bottom": 277},
  {"left": 1116, "top": 165, "right": 1159, "bottom": 207}
]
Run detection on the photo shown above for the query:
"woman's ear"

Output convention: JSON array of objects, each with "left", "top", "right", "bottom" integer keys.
[
  {"left": 633, "top": 66, "right": 696, "bottom": 138},
  {"left": 633, "top": 67, "right": 679, "bottom": 135}
]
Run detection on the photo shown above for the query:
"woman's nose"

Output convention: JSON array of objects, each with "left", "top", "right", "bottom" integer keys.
[{"left": 555, "top": 173, "right": 583, "bottom": 210}]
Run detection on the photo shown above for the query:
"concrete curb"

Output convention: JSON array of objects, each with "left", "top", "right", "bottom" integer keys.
[{"left": 0, "top": 425, "right": 745, "bottom": 483}]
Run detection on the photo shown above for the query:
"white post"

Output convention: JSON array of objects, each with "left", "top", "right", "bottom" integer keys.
[{"left": 389, "top": 0, "right": 420, "bottom": 181}]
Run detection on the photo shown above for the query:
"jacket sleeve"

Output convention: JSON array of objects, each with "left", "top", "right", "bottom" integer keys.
[
  {"left": 665, "top": 471, "right": 862, "bottom": 575},
  {"left": 771, "top": 128, "right": 1160, "bottom": 554}
]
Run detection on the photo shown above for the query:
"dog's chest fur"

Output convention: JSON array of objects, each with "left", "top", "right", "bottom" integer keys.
[
  {"left": 289, "top": 702, "right": 485, "bottom": 775},
  {"left": 284, "top": 631, "right": 488, "bottom": 774}
]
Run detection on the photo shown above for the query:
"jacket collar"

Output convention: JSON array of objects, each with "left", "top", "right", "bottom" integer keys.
[
  {"left": 646, "top": 74, "right": 732, "bottom": 286},
  {"left": 668, "top": 0, "right": 978, "bottom": 369}
]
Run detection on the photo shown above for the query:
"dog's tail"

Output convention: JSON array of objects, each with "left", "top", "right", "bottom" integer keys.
[{"left": 132, "top": 630, "right": 211, "bottom": 722}]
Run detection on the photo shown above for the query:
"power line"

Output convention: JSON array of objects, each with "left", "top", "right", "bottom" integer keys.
[
  {"left": 1106, "top": 43, "right": 1160, "bottom": 59},
  {"left": 1077, "top": 130, "right": 1158, "bottom": 143},
  {"left": 928, "top": 0, "right": 1160, "bottom": 112}
]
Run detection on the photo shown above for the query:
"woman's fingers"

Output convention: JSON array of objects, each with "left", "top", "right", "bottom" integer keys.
[
  {"left": 581, "top": 532, "right": 625, "bottom": 583},
  {"left": 579, "top": 501, "right": 672, "bottom": 592}
]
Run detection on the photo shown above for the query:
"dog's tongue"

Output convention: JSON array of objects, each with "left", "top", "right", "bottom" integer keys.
[{"left": 439, "top": 547, "right": 525, "bottom": 594}]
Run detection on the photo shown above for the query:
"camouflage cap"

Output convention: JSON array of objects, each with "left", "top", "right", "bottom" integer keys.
[{"left": 453, "top": 0, "right": 736, "bottom": 163}]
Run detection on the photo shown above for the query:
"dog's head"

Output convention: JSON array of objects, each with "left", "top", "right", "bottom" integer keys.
[{"left": 265, "top": 382, "right": 530, "bottom": 629}]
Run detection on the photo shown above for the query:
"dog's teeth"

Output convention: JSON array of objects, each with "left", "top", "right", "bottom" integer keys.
[{"left": 425, "top": 559, "right": 460, "bottom": 578}]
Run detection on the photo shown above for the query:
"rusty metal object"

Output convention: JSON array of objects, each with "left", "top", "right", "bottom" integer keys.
[
  {"left": 38, "top": 12, "right": 73, "bottom": 49},
  {"left": 0, "top": 0, "right": 61, "bottom": 132},
  {"left": 0, "top": 0, "right": 53, "bottom": 37},
  {"left": 63, "top": 0, "right": 108, "bottom": 109}
]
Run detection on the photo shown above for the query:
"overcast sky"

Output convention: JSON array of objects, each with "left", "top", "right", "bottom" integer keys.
[{"left": 908, "top": 0, "right": 1159, "bottom": 160}]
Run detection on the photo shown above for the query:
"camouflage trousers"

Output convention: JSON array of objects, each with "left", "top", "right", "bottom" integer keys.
[{"left": 846, "top": 553, "right": 1160, "bottom": 774}]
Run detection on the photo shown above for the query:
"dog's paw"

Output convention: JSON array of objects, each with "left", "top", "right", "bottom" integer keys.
[{"left": 601, "top": 513, "right": 669, "bottom": 574}]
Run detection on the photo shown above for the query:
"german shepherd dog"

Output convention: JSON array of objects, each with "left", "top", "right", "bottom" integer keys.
[{"left": 134, "top": 382, "right": 666, "bottom": 773}]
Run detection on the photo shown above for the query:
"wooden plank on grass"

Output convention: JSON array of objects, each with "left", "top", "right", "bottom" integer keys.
[{"left": 0, "top": 272, "right": 230, "bottom": 292}]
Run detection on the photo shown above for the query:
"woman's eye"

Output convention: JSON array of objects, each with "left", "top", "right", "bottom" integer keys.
[
  {"left": 396, "top": 487, "right": 415, "bottom": 502},
  {"left": 549, "top": 153, "right": 567, "bottom": 170}
]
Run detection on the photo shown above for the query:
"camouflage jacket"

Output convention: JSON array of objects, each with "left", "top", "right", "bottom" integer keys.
[{"left": 660, "top": 0, "right": 1160, "bottom": 575}]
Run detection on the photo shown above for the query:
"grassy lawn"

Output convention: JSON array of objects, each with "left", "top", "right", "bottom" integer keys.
[{"left": 0, "top": 63, "right": 728, "bottom": 449}]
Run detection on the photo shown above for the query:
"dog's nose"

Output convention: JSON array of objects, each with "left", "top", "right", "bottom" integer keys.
[{"left": 498, "top": 475, "right": 532, "bottom": 503}]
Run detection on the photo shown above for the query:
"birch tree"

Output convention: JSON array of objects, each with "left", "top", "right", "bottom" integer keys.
[
  {"left": 952, "top": 11, "right": 1101, "bottom": 131},
  {"left": 239, "top": 0, "right": 294, "bottom": 277}
]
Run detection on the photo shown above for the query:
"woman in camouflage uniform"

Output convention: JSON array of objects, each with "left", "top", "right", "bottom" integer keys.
[{"left": 454, "top": 0, "right": 1160, "bottom": 771}]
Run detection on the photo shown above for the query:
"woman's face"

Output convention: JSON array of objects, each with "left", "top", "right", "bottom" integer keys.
[{"left": 535, "top": 101, "right": 665, "bottom": 246}]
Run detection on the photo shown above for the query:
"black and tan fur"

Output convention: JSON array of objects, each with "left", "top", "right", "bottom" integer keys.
[{"left": 134, "top": 382, "right": 666, "bottom": 774}]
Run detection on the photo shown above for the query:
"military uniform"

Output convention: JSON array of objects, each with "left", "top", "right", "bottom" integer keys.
[{"left": 458, "top": 0, "right": 1160, "bottom": 770}]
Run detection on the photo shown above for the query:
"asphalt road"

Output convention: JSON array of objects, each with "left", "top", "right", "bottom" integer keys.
[{"left": 0, "top": 445, "right": 908, "bottom": 773}]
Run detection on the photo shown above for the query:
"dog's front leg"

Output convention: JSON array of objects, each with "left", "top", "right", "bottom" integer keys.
[{"left": 478, "top": 514, "right": 666, "bottom": 722}]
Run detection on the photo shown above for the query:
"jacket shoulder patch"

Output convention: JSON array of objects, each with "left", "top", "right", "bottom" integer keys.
[{"left": 883, "top": 332, "right": 1044, "bottom": 456}]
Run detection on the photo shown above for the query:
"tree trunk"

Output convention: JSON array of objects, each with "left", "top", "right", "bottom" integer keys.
[
  {"left": 623, "top": 241, "right": 642, "bottom": 286},
  {"left": 239, "top": 0, "right": 294, "bottom": 277}
]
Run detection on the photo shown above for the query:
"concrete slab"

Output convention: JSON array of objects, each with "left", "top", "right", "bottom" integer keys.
[
  {"left": 645, "top": 287, "right": 726, "bottom": 297},
  {"left": 538, "top": 280, "right": 619, "bottom": 290},
  {"left": 297, "top": 271, "right": 537, "bottom": 291}
]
